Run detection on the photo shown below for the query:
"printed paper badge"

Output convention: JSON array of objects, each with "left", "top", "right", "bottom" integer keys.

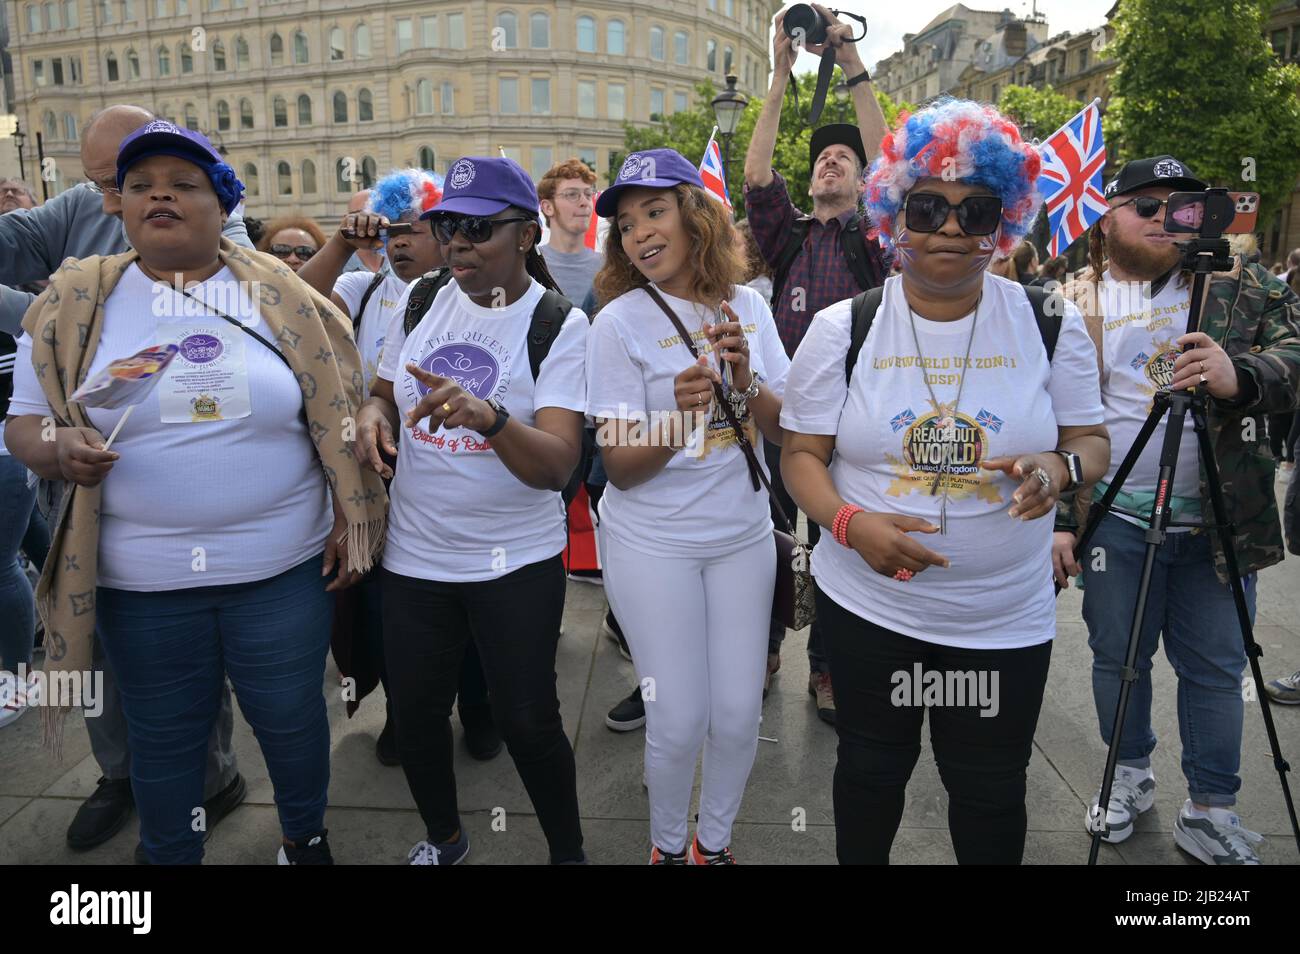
[
  {"left": 155, "top": 323, "right": 252, "bottom": 423},
  {"left": 883, "top": 399, "right": 1004, "bottom": 503}
]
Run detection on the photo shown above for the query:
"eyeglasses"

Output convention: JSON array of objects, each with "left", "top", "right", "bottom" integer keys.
[
  {"left": 555, "top": 188, "right": 597, "bottom": 203},
  {"left": 1113, "top": 195, "right": 1170, "bottom": 219},
  {"left": 85, "top": 179, "right": 122, "bottom": 197},
  {"left": 903, "top": 192, "right": 1004, "bottom": 236},
  {"left": 429, "top": 214, "right": 534, "bottom": 244},
  {"left": 270, "top": 244, "right": 318, "bottom": 260}
]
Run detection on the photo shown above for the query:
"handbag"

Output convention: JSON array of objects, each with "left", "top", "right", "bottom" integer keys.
[{"left": 642, "top": 285, "right": 816, "bottom": 630}]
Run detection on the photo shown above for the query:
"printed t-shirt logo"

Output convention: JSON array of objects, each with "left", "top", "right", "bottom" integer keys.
[
  {"left": 884, "top": 401, "right": 1004, "bottom": 503},
  {"left": 1143, "top": 348, "right": 1178, "bottom": 390},
  {"left": 417, "top": 343, "right": 499, "bottom": 398}
]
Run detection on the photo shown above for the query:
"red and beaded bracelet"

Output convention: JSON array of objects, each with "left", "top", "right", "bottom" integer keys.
[{"left": 832, "top": 504, "right": 864, "bottom": 547}]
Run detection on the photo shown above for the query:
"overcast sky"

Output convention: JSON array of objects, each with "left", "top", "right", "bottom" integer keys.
[{"left": 789, "top": 0, "right": 1119, "bottom": 73}]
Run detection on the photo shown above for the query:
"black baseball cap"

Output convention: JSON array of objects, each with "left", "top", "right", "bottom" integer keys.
[
  {"left": 810, "top": 123, "right": 867, "bottom": 174},
  {"left": 1104, "top": 155, "right": 1207, "bottom": 200}
]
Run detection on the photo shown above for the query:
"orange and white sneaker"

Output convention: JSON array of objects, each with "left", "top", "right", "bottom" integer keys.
[
  {"left": 648, "top": 845, "right": 688, "bottom": 865},
  {"left": 688, "top": 836, "right": 736, "bottom": 865}
]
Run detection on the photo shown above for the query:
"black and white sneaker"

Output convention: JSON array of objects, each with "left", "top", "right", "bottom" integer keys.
[
  {"left": 605, "top": 685, "right": 645, "bottom": 732},
  {"left": 602, "top": 611, "right": 631, "bottom": 661},
  {"left": 277, "top": 830, "right": 334, "bottom": 865}
]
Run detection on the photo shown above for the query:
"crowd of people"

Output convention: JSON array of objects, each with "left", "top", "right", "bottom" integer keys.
[{"left": 2, "top": 5, "right": 1300, "bottom": 867}]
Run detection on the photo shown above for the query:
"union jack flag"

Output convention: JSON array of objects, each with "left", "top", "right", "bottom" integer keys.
[
  {"left": 975, "top": 408, "right": 1004, "bottom": 433},
  {"left": 1037, "top": 100, "right": 1107, "bottom": 258},
  {"left": 1130, "top": 351, "right": 1150, "bottom": 371},
  {"left": 699, "top": 128, "right": 733, "bottom": 211},
  {"left": 890, "top": 408, "right": 916, "bottom": 432}
]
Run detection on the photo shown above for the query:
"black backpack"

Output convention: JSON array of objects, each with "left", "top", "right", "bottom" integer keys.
[
  {"left": 844, "top": 284, "right": 1063, "bottom": 384},
  {"left": 769, "top": 216, "right": 882, "bottom": 312}
]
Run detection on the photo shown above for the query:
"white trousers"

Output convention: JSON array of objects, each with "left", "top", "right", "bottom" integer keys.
[{"left": 600, "top": 527, "right": 775, "bottom": 854}]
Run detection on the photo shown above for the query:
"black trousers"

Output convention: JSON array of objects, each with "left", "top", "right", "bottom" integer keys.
[
  {"left": 818, "top": 586, "right": 1052, "bottom": 865},
  {"left": 380, "top": 556, "right": 583, "bottom": 861}
]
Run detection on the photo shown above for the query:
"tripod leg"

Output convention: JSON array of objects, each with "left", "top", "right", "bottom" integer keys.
[
  {"left": 1193, "top": 406, "right": 1300, "bottom": 851},
  {"left": 1074, "top": 398, "right": 1166, "bottom": 562}
]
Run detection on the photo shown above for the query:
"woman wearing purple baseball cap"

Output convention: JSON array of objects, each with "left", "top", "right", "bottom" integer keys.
[
  {"left": 6, "top": 119, "right": 387, "bottom": 864},
  {"left": 586, "top": 147, "right": 790, "bottom": 864},
  {"left": 354, "top": 155, "right": 589, "bottom": 865}
]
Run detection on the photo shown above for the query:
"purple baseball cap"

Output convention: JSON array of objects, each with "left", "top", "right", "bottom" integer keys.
[
  {"left": 422, "top": 156, "right": 539, "bottom": 218},
  {"left": 595, "top": 148, "right": 704, "bottom": 218},
  {"left": 116, "top": 119, "right": 244, "bottom": 213}
]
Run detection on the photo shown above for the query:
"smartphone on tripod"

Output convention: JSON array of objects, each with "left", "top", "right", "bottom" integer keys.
[{"left": 1164, "top": 191, "right": 1259, "bottom": 235}]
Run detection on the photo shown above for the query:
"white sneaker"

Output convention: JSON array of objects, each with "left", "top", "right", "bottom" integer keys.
[
  {"left": 1174, "top": 800, "right": 1263, "bottom": 864},
  {"left": 408, "top": 840, "right": 440, "bottom": 865},
  {"left": 0, "top": 671, "right": 33, "bottom": 729},
  {"left": 1085, "top": 764, "right": 1155, "bottom": 843}
]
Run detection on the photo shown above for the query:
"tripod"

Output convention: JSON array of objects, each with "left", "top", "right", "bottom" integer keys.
[{"left": 1072, "top": 215, "right": 1300, "bottom": 865}]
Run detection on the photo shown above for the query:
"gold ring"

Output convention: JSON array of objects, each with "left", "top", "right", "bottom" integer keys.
[
  {"left": 441, "top": 402, "right": 453, "bottom": 414},
  {"left": 1200, "top": 360, "right": 1207, "bottom": 374}
]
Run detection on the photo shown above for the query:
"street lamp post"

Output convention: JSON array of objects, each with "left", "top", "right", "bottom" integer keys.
[
  {"left": 711, "top": 74, "right": 749, "bottom": 194},
  {"left": 13, "top": 122, "right": 27, "bottom": 181}
]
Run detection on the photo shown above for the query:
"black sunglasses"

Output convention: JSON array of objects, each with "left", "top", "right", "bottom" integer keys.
[
  {"left": 430, "top": 214, "right": 534, "bottom": 244},
  {"left": 270, "top": 243, "right": 317, "bottom": 260},
  {"left": 1113, "top": 195, "right": 1170, "bottom": 219},
  {"left": 904, "top": 192, "right": 1004, "bottom": 236}
]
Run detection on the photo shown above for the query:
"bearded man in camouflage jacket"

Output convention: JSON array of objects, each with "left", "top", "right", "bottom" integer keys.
[{"left": 1050, "top": 156, "right": 1300, "bottom": 865}]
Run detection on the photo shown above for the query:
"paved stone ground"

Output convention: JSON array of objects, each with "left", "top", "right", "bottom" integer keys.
[{"left": 3, "top": 491, "right": 1299, "bottom": 866}]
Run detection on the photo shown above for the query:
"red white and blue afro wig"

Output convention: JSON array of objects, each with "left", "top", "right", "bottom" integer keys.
[
  {"left": 865, "top": 97, "right": 1042, "bottom": 256},
  {"left": 367, "top": 168, "right": 444, "bottom": 232}
]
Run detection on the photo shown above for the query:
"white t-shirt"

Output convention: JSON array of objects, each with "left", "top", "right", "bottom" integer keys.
[
  {"left": 8, "top": 263, "right": 331, "bottom": 590},
  {"left": 1098, "top": 270, "right": 1198, "bottom": 499},
  {"left": 586, "top": 283, "right": 790, "bottom": 558},
  {"left": 332, "top": 267, "right": 410, "bottom": 397},
  {"left": 780, "top": 272, "right": 1103, "bottom": 649},
  {"left": 377, "top": 277, "right": 588, "bottom": 582}
]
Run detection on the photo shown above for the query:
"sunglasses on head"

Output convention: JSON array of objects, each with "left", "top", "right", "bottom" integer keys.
[
  {"left": 904, "top": 192, "right": 1004, "bottom": 236},
  {"left": 1113, "top": 195, "right": 1170, "bottom": 219},
  {"left": 429, "top": 213, "right": 534, "bottom": 244},
  {"left": 270, "top": 244, "right": 317, "bottom": 260}
]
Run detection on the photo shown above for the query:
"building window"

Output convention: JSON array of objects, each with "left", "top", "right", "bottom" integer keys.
[
  {"left": 336, "top": 158, "right": 352, "bottom": 192},
  {"left": 239, "top": 98, "right": 253, "bottom": 129},
  {"left": 216, "top": 99, "right": 230, "bottom": 130},
  {"left": 26, "top": 4, "right": 40, "bottom": 32},
  {"left": 578, "top": 148, "right": 596, "bottom": 172},
  {"left": 277, "top": 161, "right": 292, "bottom": 195},
  {"left": 63, "top": 0, "right": 77, "bottom": 27},
  {"left": 577, "top": 15, "right": 595, "bottom": 53},
  {"left": 69, "top": 56, "right": 82, "bottom": 82},
  {"left": 706, "top": 39, "right": 716, "bottom": 72},
  {"left": 183, "top": 103, "right": 198, "bottom": 130},
  {"left": 418, "top": 146, "right": 435, "bottom": 170},
  {"left": 333, "top": 91, "right": 348, "bottom": 123},
  {"left": 724, "top": 45, "right": 733, "bottom": 74},
  {"left": 123, "top": 0, "right": 134, "bottom": 18},
  {"left": 302, "top": 159, "right": 317, "bottom": 193},
  {"left": 293, "top": 31, "right": 308, "bottom": 64},
  {"left": 33, "top": 59, "right": 46, "bottom": 86},
  {"left": 531, "top": 77, "right": 551, "bottom": 115},
  {"left": 156, "top": 45, "right": 171, "bottom": 75},
  {"left": 235, "top": 36, "right": 249, "bottom": 69},
  {"left": 1079, "top": 47, "right": 1089, "bottom": 71},
  {"left": 441, "top": 81, "right": 454, "bottom": 115},
  {"left": 447, "top": 12, "right": 464, "bottom": 48},
  {"left": 44, "top": 111, "right": 57, "bottom": 140},
  {"left": 674, "top": 89, "right": 688, "bottom": 113},
  {"left": 416, "top": 79, "right": 435, "bottom": 114},
  {"left": 273, "top": 97, "right": 287, "bottom": 127},
  {"left": 578, "top": 79, "right": 596, "bottom": 119},
  {"left": 496, "top": 11, "right": 516, "bottom": 48},
  {"left": 244, "top": 163, "right": 259, "bottom": 197},
  {"left": 64, "top": 113, "right": 78, "bottom": 140},
  {"left": 213, "top": 41, "right": 226, "bottom": 71},
  {"left": 105, "top": 52, "right": 119, "bottom": 82},
  {"left": 98, "top": 0, "right": 111, "bottom": 23},
  {"left": 421, "top": 15, "right": 437, "bottom": 47},
  {"left": 44, "top": 2, "right": 58, "bottom": 29},
  {"left": 650, "top": 88, "right": 664, "bottom": 121},
  {"left": 330, "top": 27, "right": 344, "bottom": 61},
  {"left": 650, "top": 26, "right": 664, "bottom": 60},
  {"left": 297, "top": 93, "right": 312, "bottom": 124},
  {"left": 499, "top": 77, "right": 518, "bottom": 114},
  {"left": 1272, "top": 29, "right": 1287, "bottom": 58},
  {"left": 361, "top": 157, "right": 376, "bottom": 189},
  {"left": 607, "top": 19, "right": 625, "bottom": 55},
  {"left": 396, "top": 18, "right": 412, "bottom": 54},
  {"left": 269, "top": 32, "right": 283, "bottom": 66},
  {"left": 530, "top": 11, "right": 549, "bottom": 48},
  {"left": 355, "top": 23, "right": 371, "bottom": 58},
  {"left": 176, "top": 0, "right": 186, "bottom": 11},
  {"left": 358, "top": 88, "right": 373, "bottom": 121},
  {"left": 674, "top": 30, "right": 688, "bottom": 66},
  {"left": 608, "top": 83, "right": 625, "bottom": 121},
  {"left": 180, "top": 45, "right": 193, "bottom": 73},
  {"left": 531, "top": 146, "right": 552, "bottom": 182}
]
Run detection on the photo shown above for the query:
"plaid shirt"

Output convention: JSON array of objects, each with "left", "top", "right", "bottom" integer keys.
[{"left": 744, "top": 171, "right": 887, "bottom": 357}]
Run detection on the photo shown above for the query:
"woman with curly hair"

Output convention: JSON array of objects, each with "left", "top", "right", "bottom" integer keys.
[
  {"left": 779, "top": 98, "right": 1110, "bottom": 864},
  {"left": 257, "top": 216, "right": 328, "bottom": 272},
  {"left": 586, "top": 148, "right": 790, "bottom": 864}
]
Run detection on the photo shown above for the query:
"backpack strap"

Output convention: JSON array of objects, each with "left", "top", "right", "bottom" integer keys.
[
  {"left": 845, "top": 286, "right": 885, "bottom": 385},
  {"left": 527, "top": 288, "right": 573, "bottom": 381},
  {"left": 353, "top": 269, "right": 387, "bottom": 334},
  {"left": 840, "top": 218, "right": 879, "bottom": 293},
  {"left": 1022, "top": 284, "right": 1063, "bottom": 361},
  {"left": 402, "top": 267, "right": 452, "bottom": 336},
  {"left": 768, "top": 217, "right": 813, "bottom": 309}
]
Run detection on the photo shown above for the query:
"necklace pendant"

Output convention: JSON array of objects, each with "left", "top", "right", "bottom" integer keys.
[{"left": 939, "top": 499, "right": 948, "bottom": 535}]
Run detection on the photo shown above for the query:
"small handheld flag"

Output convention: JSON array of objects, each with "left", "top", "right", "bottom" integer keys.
[
  {"left": 1036, "top": 99, "right": 1107, "bottom": 258},
  {"left": 699, "top": 127, "right": 733, "bottom": 211}
]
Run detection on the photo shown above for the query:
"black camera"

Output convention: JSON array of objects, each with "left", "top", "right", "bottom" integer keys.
[{"left": 783, "top": 3, "right": 829, "bottom": 46}]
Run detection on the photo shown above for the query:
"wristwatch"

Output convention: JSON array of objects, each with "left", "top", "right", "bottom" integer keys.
[
  {"left": 1052, "top": 450, "right": 1083, "bottom": 492},
  {"left": 479, "top": 398, "right": 510, "bottom": 438}
]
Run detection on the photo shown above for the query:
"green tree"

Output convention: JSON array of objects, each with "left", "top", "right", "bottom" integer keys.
[
  {"left": 1106, "top": 0, "right": 1300, "bottom": 225},
  {"left": 997, "top": 84, "right": 1085, "bottom": 141},
  {"left": 614, "top": 76, "right": 914, "bottom": 218}
]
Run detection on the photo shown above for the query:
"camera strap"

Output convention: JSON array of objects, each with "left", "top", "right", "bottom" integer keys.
[{"left": 792, "top": 11, "right": 868, "bottom": 126}]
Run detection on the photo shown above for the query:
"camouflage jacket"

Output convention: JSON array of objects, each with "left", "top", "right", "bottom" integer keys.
[{"left": 1061, "top": 257, "right": 1300, "bottom": 581}]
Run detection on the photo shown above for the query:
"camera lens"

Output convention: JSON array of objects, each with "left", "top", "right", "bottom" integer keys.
[{"left": 783, "top": 3, "right": 828, "bottom": 46}]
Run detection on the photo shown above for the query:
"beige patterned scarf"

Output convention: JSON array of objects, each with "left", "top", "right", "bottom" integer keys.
[{"left": 21, "top": 237, "right": 388, "bottom": 755}]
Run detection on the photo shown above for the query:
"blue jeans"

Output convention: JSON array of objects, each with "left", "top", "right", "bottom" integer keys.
[
  {"left": 0, "top": 454, "right": 36, "bottom": 672},
  {"left": 1082, "top": 514, "right": 1254, "bottom": 807},
  {"left": 97, "top": 555, "right": 333, "bottom": 864}
]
